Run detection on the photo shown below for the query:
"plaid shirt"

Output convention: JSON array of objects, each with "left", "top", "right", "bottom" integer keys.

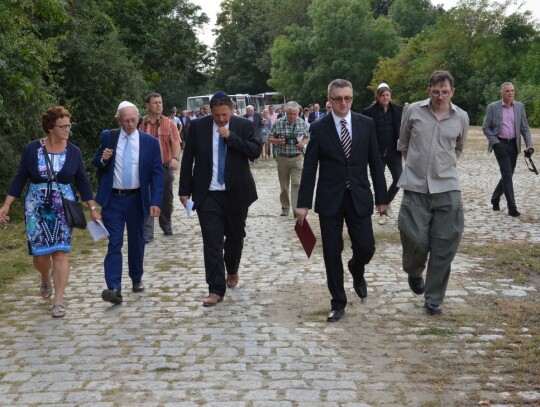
[{"left": 269, "top": 117, "right": 309, "bottom": 156}]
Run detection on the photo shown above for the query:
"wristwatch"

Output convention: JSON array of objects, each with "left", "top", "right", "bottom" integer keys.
[{"left": 173, "top": 157, "right": 180, "bottom": 161}]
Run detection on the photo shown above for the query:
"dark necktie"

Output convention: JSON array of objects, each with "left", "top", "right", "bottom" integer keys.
[
  {"left": 217, "top": 133, "right": 226, "bottom": 185},
  {"left": 340, "top": 119, "right": 351, "bottom": 160},
  {"left": 341, "top": 119, "right": 351, "bottom": 188}
]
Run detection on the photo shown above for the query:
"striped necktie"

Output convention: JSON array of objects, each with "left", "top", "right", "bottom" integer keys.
[
  {"left": 340, "top": 119, "right": 351, "bottom": 160},
  {"left": 341, "top": 119, "right": 351, "bottom": 188}
]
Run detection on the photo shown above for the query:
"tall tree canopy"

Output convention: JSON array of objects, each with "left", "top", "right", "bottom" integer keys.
[
  {"left": 372, "top": 0, "right": 540, "bottom": 125},
  {"left": 269, "top": 0, "right": 400, "bottom": 107}
]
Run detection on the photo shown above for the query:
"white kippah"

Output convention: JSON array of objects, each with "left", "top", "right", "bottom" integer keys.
[
  {"left": 117, "top": 101, "right": 137, "bottom": 112},
  {"left": 377, "top": 82, "right": 389, "bottom": 90}
]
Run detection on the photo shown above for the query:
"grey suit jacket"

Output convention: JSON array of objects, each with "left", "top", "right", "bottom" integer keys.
[{"left": 482, "top": 100, "right": 532, "bottom": 153}]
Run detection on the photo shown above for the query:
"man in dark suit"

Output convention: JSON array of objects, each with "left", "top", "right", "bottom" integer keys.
[
  {"left": 180, "top": 109, "right": 191, "bottom": 144},
  {"left": 179, "top": 92, "right": 261, "bottom": 307},
  {"left": 243, "top": 105, "right": 264, "bottom": 143},
  {"left": 296, "top": 79, "right": 388, "bottom": 322},
  {"left": 483, "top": 82, "right": 534, "bottom": 217},
  {"left": 93, "top": 101, "right": 164, "bottom": 305},
  {"left": 308, "top": 103, "right": 322, "bottom": 123}
]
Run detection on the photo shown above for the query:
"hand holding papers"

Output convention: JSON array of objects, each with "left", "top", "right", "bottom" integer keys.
[
  {"left": 87, "top": 220, "right": 109, "bottom": 241},
  {"left": 185, "top": 198, "right": 194, "bottom": 218},
  {"left": 294, "top": 219, "right": 316, "bottom": 258}
]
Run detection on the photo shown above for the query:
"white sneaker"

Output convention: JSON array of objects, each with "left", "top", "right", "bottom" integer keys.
[{"left": 378, "top": 213, "right": 388, "bottom": 225}]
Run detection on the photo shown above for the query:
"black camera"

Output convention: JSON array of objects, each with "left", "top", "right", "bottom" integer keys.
[{"left": 524, "top": 147, "right": 534, "bottom": 158}]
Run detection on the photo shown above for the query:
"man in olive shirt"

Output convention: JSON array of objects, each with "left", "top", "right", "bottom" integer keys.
[{"left": 397, "top": 70, "right": 469, "bottom": 315}]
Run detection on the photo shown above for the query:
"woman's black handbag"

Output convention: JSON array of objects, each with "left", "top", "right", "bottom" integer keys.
[
  {"left": 43, "top": 144, "right": 87, "bottom": 229},
  {"left": 61, "top": 193, "right": 87, "bottom": 229}
]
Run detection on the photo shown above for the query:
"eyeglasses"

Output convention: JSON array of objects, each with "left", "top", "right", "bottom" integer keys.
[
  {"left": 430, "top": 90, "right": 452, "bottom": 97},
  {"left": 329, "top": 96, "right": 353, "bottom": 103},
  {"left": 55, "top": 124, "right": 72, "bottom": 130}
]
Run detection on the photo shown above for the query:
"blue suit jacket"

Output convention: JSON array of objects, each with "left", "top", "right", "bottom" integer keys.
[
  {"left": 93, "top": 129, "right": 164, "bottom": 218},
  {"left": 482, "top": 100, "right": 532, "bottom": 153}
]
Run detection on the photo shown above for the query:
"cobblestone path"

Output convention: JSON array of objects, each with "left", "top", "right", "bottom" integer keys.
[{"left": 0, "top": 128, "right": 538, "bottom": 406}]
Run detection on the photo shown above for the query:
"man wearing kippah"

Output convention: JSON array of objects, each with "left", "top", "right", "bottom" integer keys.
[
  {"left": 93, "top": 101, "right": 164, "bottom": 305},
  {"left": 179, "top": 92, "right": 261, "bottom": 307},
  {"left": 362, "top": 83, "right": 404, "bottom": 225}
]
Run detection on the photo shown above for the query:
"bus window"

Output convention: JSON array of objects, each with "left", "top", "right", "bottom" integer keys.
[{"left": 258, "top": 92, "right": 286, "bottom": 110}]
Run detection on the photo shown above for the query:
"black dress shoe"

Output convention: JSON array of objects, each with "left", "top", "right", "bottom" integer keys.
[
  {"left": 132, "top": 281, "right": 144, "bottom": 293},
  {"left": 509, "top": 209, "right": 521, "bottom": 217},
  {"left": 163, "top": 230, "right": 173, "bottom": 236},
  {"left": 491, "top": 200, "right": 500, "bottom": 211},
  {"left": 408, "top": 276, "right": 425, "bottom": 295},
  {"left": 327, "top": 309, "right": 344, "bottom": 322},
  {"left": 102, "top": 289, "right": 123, "bottom": 305},
  {"left": 424, "top": 303, "right": 442, "bottom": 315},
  {"left": 348, "top": 259, "right": 367, "bottom": 299}
]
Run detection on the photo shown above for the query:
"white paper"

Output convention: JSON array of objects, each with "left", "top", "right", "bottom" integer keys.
[
  {"left": 186, "top": 199, "right": 194, "bottom": 219},
  {"left": 87, "top": 220, "right": 109, "bottom": 241}
]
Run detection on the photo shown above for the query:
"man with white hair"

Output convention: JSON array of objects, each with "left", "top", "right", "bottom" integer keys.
[
  {"left": 268, "top": 101, "right": 309, "bottom": 217},
  {"left": 93, "top": 101, "right": 164, "bottom": 305},
  {"left": 243, "top": 105, "right": 264, "bottom": 146}
]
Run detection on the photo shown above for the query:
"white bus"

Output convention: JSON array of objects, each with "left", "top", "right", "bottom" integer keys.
[
  {"left": 187, "top": 93, "right": 265, "bottom": 117},
  {"left": 257, "top": 92, "right": 286, "bottom": 110}
]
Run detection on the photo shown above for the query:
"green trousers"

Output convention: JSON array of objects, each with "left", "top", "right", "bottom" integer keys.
[{"left": 398, "top": 190, "right": 464, "bottom": 305}]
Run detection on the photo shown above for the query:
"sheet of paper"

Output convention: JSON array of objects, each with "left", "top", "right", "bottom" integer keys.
[
  {"left": 87, "top": 220, "right": 109, "bottom": 241},
  {"left": 186, "top": 199, "right": 194, "bottom": 218}
]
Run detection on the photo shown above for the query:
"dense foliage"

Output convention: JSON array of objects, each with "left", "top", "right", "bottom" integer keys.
[
  {"left": 0, "top": 0, "right": 209, "bottom": 200},
  {"left": 213, "top": 0, "right": 539, "bottom": 123}
]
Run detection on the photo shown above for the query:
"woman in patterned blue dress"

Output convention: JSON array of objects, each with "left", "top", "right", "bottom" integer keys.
[{"left": 0, "top": 107, "right": 101, "bottom": 318}]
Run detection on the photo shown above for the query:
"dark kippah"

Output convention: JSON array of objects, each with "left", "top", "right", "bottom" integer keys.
[{"left": 211, "top": 91, "right": 229, "bottom": 100}]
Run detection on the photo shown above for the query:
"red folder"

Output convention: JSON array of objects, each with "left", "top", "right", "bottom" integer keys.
[{"left": 294, "top": 219, "right": 316, "bottom": 258}]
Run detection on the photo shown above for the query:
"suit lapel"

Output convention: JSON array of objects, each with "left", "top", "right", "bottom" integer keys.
[{"left": 323, "top": 115, "right": 344, "bottom": 159}]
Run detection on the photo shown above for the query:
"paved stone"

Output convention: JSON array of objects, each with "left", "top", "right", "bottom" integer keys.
[{"left": 0, "top": 128, "right": 538, "bottom": 405}]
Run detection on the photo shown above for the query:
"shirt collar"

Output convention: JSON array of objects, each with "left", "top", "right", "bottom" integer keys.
[{"left": 331, "top": 110, "right": 352, "bottom": 126}]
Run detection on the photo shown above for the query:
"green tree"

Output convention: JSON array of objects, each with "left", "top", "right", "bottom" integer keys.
[
  {"left": 213, "top": 0, "right": 274, "bottom": 94},
  {"left": 102, "top": 0, "right": 210, "bottom": 107},
  {"left": 304, "top": 0, "right": 399, "bottom": 109},
  {"left": 52, "top": 1, "right": 147, "bottom": 159},
  {"left": 388, "top": 0, "right": 442, "bottom": 38},
  {"left": 372, "top": 0, "right": 539, "bottom": 125},
  {"left": 0, "top": 0, "right": 69, "bottom": 196}
]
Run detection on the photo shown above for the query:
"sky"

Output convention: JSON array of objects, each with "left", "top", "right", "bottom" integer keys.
[{"left": 191, "top": 0, "right": 540, "bottom": 48}]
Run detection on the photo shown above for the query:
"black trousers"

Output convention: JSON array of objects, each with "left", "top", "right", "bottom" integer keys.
[
  {"left": 492, "top": 141, "right": 518, "bottom": 212},
  {"left": 318, "top": 189, "right": 375, "bottom": 311},
  {"left": 380, "top": 150, "right": 403, "bottom": 205},
  {"left": 197, "top": 191, "right": 248, "bottom": 297}
]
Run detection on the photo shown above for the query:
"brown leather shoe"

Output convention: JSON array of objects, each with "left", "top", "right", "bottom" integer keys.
[
  {"left": 203, "top": 293, "right": 223, "bottom": 307},
  {"left": 226, "top": 273, "right": 239, "bottom": 288}
]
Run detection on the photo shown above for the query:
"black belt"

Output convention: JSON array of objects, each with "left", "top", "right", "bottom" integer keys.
[
  {"left": 497, "top": 137, "right": 516, "bottom": 143},
  {"left": 112, "top": 188, "right": 140, "bottom": 196}
]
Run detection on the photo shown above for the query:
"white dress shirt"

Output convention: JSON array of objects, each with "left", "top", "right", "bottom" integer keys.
[
  {"left": 332, "top": 111, "right": 353, "bottom": 140},
  {"left": 113, "top": 129, "right": 141, "bottom": 189},
  {"left": 209, "top": 122, "right": 229, "bottom": 191}
]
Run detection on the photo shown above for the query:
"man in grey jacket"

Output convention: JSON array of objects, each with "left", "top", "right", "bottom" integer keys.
[{"left": 483, "top": 82, "right": 534, "bottom": 217}]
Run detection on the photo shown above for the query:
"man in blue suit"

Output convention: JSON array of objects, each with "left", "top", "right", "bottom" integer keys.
[
  {"left": 93, "top": 101, "right": 164, "bottom": 304},
  {"left": 483, "top": 82, "right": 534, "bottom": 217}
]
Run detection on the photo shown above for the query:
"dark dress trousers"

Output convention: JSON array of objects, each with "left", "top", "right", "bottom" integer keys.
[
  {"left": 297, "top": 112, "right": 388, "bottom": 310},
  {"left": 93, "top": 130, "right": 164, "bottom": 291},
  {"left": 179, "top": 115, "right": 261, "bottom": 296}
]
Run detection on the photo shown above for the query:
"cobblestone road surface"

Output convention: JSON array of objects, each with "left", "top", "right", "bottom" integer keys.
[{"left": 0, "top": 128, "right": 539, "bottom": 406}]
